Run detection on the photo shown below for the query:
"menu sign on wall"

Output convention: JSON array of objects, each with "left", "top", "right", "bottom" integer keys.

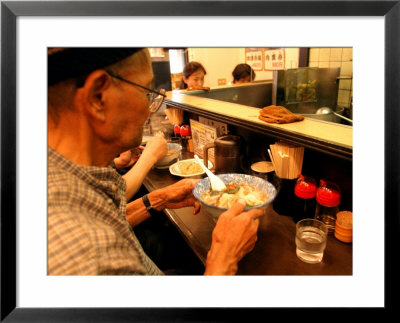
[
  {"left": 264, "top": 48, "right": 285, "bottom": 70},
  {"left": 245, "top": 48, "right": 263, "bottom": 71},
  {"left": 189, "top": 119, "right": 218, "bottom": 164}
]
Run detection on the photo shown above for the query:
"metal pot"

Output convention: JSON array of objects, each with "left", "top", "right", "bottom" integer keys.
[
  {"left": 301, "top": 106, "right": 351, "bottom": 124},
  {"left": 203, "top": 135, "right": 243, "bottom": 174},
  {"left": 315, "top": 107, "right": 353, "bottom": 124}
]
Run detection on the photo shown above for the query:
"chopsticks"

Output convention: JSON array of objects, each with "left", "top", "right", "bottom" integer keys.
[
  {"left": 165, "top": 107, "right": 183, "bottom": 126},
  {"left": 269, "top": 141, "right": 304, "bottom": 179}
]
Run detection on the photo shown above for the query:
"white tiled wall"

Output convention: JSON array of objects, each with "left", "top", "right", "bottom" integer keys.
[{"left": 309, "top": 47, "right": 353, "bottom": 108}]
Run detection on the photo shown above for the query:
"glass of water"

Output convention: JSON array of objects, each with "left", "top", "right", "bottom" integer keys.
[{"left": 295, "top": 218, "right": 327, "bottom": 264}]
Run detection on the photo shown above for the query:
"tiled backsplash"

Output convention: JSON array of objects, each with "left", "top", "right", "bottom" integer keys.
[{"left": 309, "top": 48, "right": 353, "bottom": 109}]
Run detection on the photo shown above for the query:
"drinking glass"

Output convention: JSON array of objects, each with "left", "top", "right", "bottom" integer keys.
[{"left": 295, "top": 218, "right": 327, "bottom": 264}]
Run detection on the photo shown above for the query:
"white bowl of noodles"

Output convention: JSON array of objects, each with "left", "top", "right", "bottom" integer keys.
[{"left": 193, "top": 173, "right": 277, "bottom": 222}]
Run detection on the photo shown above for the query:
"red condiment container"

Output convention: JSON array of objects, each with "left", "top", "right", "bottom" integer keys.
[
  {"left": 173, "top": 124, "right": 181, "bottom": 137},
  {"left": 293, "top": 175, "right": 317, "bottom": 222},
  {"left": 314, "top": 180, "right": 341, "bottom": 234},
  {"left": 179, "top": 125, "right": 193, "bottom": 152}
]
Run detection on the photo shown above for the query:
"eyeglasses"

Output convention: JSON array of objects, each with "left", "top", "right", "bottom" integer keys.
[{"left": 106, "top": 71, "right": 166, "bottom": 113}]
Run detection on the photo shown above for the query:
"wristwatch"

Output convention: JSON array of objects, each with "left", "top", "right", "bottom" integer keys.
[{"left": 142, "top": 194, "right": 159, "bottom": 217}]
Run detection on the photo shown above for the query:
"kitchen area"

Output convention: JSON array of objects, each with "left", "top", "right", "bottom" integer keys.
[{"left": 139, "top": 47, "right": 353, "bottom": 275}]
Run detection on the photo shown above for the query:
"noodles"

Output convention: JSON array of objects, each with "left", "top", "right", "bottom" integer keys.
[
  {"left": 178, "top": 160, "right": 204, "bottom": 175},
  {"left": 201, "top": 184, "right": 268, "bottom": 208}
]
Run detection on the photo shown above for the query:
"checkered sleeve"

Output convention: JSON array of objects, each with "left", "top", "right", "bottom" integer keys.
[{"left": 48, "top": 209, "right": 98, "bottom": 275}]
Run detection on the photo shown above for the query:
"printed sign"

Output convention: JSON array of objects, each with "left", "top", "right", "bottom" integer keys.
[
  {"left": 190, "top": 119, "right": 219, "bottom": 164},
  {"left": 245, "top": 48, "right": 264, "bottom": 71},
  {"left": 264, "top": 48, "right": 285, "bottom": 70},
  {"left": 198, "top": 117, "right": 228, "bottom": 137}
]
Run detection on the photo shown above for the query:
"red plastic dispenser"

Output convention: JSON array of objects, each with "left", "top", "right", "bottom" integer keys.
[
  {"left": 315, "top": 180, "right": 341, "bottom": 234},
  {"left": 173, "top": 124, "right": 181, "bottom": 137},
  {"left": 180, "top": 125, "right": 193, "bottom": 152},
  {"left": 293, "top": 175, "right": 317, "bottom": 223}
]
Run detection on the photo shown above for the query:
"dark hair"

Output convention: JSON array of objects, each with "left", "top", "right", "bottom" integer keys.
[
  {"left": 180, "top": 61, "right": 207, "bottom": 89},
  {"left": 232, "top": 63, "right": 255, "bottom": 83}
]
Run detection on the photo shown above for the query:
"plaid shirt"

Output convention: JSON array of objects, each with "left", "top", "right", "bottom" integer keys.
[{"left": 48, "top": 147, "right": 163, "bottom": 275}]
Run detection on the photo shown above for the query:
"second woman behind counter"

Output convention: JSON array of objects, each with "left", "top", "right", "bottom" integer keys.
[{"left": 232, "top": 63, "right": 256, "bottom": 84}]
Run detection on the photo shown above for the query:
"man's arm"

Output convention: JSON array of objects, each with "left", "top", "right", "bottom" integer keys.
[
  {"left": 115, "top": 135, "right": 168, "bottom": 201},
  {"left": 125, "top": 178, "right": 200, "bottom": 227}
]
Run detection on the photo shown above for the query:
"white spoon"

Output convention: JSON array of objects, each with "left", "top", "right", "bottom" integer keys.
[{"left": 194, "top": 154, "right": 227, "bottom": 191}]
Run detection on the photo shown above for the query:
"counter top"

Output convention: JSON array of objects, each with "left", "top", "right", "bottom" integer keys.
[
  {"left": 143, "top": 163, "right": 352, "bottom": 275},
  {"left": 165, "top": 90, "right": 353, "bottom": 160}
]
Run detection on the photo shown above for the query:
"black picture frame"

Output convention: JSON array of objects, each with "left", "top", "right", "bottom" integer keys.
[{"left": 1, "top": 0, "right": 399, "bottom": 321}]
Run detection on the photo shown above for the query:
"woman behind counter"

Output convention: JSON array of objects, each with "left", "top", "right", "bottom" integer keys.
[
  {"left": 232, "top": 63, "right": 256, "bottom": 84},
  {"left": 180, "top": 61, "right": 209, "bottom": 91}
]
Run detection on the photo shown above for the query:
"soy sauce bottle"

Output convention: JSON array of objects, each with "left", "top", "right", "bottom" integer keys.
[
  {"left": 293, "top": 175, "right": 317, "bottom": 223},
  {"left": 180, "top": 124, "right": 193, "bottom": 152},
  {"left": 173, "top": 124, "right": 181, "bottom": 138},
  {"left": 315, "top": 180, "right": 341, "bottom": 234}
]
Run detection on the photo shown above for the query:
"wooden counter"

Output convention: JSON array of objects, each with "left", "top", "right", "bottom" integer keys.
[
  {"left": 165, "top": 90, "right": 353, "bottom": 160},
  {"left": 143, "top": 164, "right": 352, "bottom": 275}
]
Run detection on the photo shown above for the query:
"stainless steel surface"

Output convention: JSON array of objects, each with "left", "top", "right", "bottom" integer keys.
[
  {"left": 273, "top": 67, "right": 350, "bottom": 125},
  {"left": 186, "top": 81, "right": 272, "bottom": 108}
]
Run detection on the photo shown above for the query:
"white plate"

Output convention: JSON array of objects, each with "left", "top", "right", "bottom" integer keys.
[{"left": 169, "top": 158, "right": 213, "bottom": 177}]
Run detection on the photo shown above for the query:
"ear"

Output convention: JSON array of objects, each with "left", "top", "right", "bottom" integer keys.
[{"left": 76, "top": 70, "right": 112, "bottom": 122}]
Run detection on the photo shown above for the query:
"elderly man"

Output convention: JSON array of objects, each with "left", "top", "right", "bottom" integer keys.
[{"left": 48, "top": 48, "right": 264, "bottom": 275}]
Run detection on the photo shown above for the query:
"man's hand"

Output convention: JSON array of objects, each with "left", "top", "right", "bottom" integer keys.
[
  {"left": 113, "top": 133, "right": 167, "bottom": 170},
  {"left": 113, "top": 147, "right": 144, "bottom": 169},
  {"left": 141, "top": 134, "right": 168, "bottom": 164},
  {"left": 204, "top": 200, "right": 265, "bottom": 275},
  {"left": 148, "top": 179, "right": 201, "bottom": 214}
]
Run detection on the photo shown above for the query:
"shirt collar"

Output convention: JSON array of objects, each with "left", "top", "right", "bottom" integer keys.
[{"left": 48, "top": 146, "right": 126, "bottom": 195}]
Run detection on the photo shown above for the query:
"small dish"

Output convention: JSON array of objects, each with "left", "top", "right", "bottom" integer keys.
[
  {"left": 154, "top": 143, "right": 182, "bottom": 169},
  {"left": 251, "top": 161, "right": 275, "bottom": 182},
  {"left": 169, "top": 158, "right": 213, "bottom": 177}
]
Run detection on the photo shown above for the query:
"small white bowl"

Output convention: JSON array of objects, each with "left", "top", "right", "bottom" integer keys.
[
  {"left": 154, "top": 143, "right": 182, "bottom": 168},
  {"left": 193, "top": 173, "right": 277, "bottom": 222},
  {"left": 169, "top": 158, "right": 213, "bottom": 178}
]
